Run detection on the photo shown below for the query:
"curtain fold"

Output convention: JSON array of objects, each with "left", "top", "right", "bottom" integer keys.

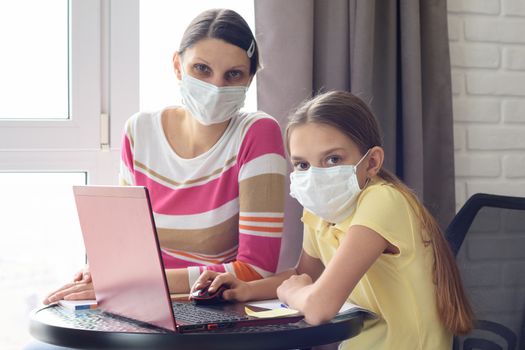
[{"left": 255, "top": 0, "right": 455, "bottom": 269}]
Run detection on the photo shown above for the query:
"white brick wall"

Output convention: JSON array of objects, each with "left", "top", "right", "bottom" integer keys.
[
  {"left": 448, "top": 2, "right": 525, "bottom": 342},
  {"left": 448, "top": 0, "right": 525, "bottom": 208}
]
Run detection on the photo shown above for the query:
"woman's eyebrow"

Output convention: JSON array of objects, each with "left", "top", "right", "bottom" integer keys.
[{"left": 193, "top": 57, "right": 211, "bottom": 65}]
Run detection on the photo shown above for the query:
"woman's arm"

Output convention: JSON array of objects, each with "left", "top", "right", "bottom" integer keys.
[
  {"left": 190, "top": 248, "right": 325, "bottom": 302},
  {"left": 277, "top": 225, "right": 388, "bottom": 325}
]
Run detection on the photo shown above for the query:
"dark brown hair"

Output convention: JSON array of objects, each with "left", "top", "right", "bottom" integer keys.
[
  {"left": 178, "top": 9, "right": 260, "bottom": 75},
  {"left": 286, "top": 90, "right": 474, "bottom": 335}
]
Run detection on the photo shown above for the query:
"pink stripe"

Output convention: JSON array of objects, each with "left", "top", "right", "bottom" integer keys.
[
  {"left": 161, "top": 251, "right": 229, "bottom": 269},
  {"left": 121, "top": 134, "right": 134, "bottom": 173},
  {"left": 236, "top": 234, "right": 281, "bottom": 273},
  {"left": 134, "top": 166, "right": 239, "bottom": 215},
  {"left": 237, "top": 118, "right": 285, "bottom": 166}
]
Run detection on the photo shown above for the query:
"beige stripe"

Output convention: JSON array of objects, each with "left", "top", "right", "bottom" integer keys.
[
  {"left": 157, "top": 215, "right": 239, "bottom": 255},
  {"left": 239, "top": 174, "right": 285, "bottom": 212},
  {"left": 134, "top": 155, "right": 237, "bottom": 187}
]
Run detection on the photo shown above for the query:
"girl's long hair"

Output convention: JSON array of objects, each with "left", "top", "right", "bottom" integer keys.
[{"left": 286, "top": 90, "right": 474, "bottom": 335}]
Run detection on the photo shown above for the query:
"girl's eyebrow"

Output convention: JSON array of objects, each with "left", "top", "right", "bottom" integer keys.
[{"left": 320, "top": 147, "right": 346, "bottom": 157}]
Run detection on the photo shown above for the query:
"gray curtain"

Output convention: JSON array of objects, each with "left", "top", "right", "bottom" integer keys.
[{"left": 255, "top": 0, "right": 455, "bottom": 270}]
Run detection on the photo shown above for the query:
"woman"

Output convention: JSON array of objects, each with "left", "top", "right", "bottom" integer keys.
[{"left": 43, "top": 8, "right": 286, "bottom": 303}]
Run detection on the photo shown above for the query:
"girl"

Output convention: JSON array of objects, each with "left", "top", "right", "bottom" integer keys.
[
  {"left": 192, "top": 90, "right": 473, "bottom": 349},
  {"left": 44, "top": 9, "right": 286, "bottom": 303}
]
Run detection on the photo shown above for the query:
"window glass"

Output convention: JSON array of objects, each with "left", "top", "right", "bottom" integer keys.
[
  {"left": 0, "top": 172, "right": 86, "bottom": 348},
  {"left": 0, "top": 0, "right": 69, "bottom": 119},
  {"left": 139, "top": 0, "right": 256, "bottom": 112}
]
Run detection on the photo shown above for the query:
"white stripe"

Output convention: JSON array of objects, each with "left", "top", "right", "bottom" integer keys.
[
  {"left": 239, "top": 229, "right": 282, "bottom": 237},
  {"left": 239, "top": 220, "right": 283, "bottom": 228},
  {"left": 223, "top": 263, "right": 236, "bottom": 277},
  {"left": 249, "top": 264, "right": 272, "bottom": 278},
  {"left": 239, "top": 212, "right": 284, "bottom": 218},
  {"left": 188, "top": 266, "right": 201, "bottom": 287},
  {"left": 154, "top": 198, "right": 239, "bottom": 230},
  {"left": 238, "top": 154, "right": 287, "bottom": 182}
]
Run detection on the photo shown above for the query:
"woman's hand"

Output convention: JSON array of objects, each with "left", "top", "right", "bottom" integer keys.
[
  {"left": 190, "top": 270, "right": 252, "bottom": 302},
  {"left": 43, "top": 265, "right": 95, "bottom": 305},
  {"left": 276, "top": 273, "right": 313, "bottom": 307}
]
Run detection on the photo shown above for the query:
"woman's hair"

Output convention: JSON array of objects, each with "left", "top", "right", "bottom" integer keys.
[
  {"left": 178, "top": 9, "right": 260, "bottom": 75},
  {"left": 286, "top": 90, "right": 474, "bottom": 335}
]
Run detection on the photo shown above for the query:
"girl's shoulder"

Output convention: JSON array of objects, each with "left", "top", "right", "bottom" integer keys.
[{"left": 358, "top": 178, "right": 407, "bottom": 206}]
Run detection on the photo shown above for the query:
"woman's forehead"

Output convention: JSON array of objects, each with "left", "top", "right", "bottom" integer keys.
[{"left": 182, "top": 38, "right": 250, "bottom": 68}]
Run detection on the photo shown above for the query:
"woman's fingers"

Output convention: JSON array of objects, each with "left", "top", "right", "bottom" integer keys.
[
  {"left": 207, "top": 273, "right": 235, "bottom": 293},
  {"left": 44, "top": 282, "right": 94, "bottom": 304},
  {"left": 63, "top": 289, "right": 96, "bottom": 301},
  {"left": 190, "top": 270, "right": 218, "bottom": 294}
]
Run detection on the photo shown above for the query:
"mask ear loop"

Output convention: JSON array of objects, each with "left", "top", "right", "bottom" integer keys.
[{"left": 356, "top": 149, "right": 372, "bottom": 190}]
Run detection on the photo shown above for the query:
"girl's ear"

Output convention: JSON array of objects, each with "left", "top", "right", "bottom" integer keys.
[
  {"left": 365, "top": 146, "right": 384, "bottom": 178},
  {"left": 173, "top": 52, "right": 182, "bottom": 81}
]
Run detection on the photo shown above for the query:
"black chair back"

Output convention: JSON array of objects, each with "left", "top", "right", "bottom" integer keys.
[{"left": 445, "top": 193, "right": 525, "bottom": 350}]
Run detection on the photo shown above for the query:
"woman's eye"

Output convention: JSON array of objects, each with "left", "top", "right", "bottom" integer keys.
[
  {"left": 226, "top": 70, "right": 243, "bottom": 81},
  {"left": 326, "top": 156, "right": 341, "bottom": 166},
  {"left": 293, "top": 162, "right": 310, "bottom": 171},
  {"left": 193, "top": 64, "right": 211, "bottom": 75}
]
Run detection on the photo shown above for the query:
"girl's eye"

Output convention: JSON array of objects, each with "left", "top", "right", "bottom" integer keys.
[
  {"left": 193, "top": 63, "right": 211, "bottom": 75},
  {"left": 293, "top": 162, "right": 310, "bottom": 171},
  {"left": 226, "top": 70, "right": 243, "bottom": 81},
  {"left": 326, "top": 155, "right": 341, "bottom": 166}
]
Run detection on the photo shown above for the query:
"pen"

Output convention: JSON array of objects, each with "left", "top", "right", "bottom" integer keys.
[{"left": 280, "top": 303, "right": 289, "bottom": 308}]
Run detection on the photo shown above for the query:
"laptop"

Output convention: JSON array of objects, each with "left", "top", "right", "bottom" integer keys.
[{"left": 72, "top": 185, "right": 303, "bottom": 332}]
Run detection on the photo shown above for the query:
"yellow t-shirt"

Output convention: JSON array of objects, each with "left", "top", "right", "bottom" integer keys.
[{"left": 301, "top": 178, "right": 452, "bottom": 350}]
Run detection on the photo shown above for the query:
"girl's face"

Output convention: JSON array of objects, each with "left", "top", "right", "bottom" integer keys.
[
  {"left": 174, "top": 38, "right": 252, "bottom": 88},
  {"left": 289, "top": 122, "right": 370, "bottom": 188}
]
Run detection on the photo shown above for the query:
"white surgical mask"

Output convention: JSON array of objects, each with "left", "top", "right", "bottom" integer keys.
[
  {"left": 179, "top": 68, "right": 248, "bottom": 126},
  {"left": 289, "top": 151, "right": 370, "bottom": 223}
]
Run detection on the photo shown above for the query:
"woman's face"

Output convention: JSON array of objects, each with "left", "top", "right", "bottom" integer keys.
[
  {"left": 289, "top": 122, "right": 370, "bottom": 188},
  {"left": 174, "top": 38, "right": 252, "bottom": 88}
]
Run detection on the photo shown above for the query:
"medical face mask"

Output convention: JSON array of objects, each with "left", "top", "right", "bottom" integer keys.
[
  {"left": 289, "top": 151, "right": 370, "bottom": 223},
  {"left": 179, "top": 68, "right": 248, "bottom": 126}
]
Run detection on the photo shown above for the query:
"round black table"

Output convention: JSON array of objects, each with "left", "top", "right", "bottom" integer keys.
[{"left": 30, "top": 305, "right": 366, "bottom": 350}]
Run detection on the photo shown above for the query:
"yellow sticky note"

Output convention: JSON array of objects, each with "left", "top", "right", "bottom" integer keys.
[{"left": 244, "top": 306, "right": 300, "bottom": 319}]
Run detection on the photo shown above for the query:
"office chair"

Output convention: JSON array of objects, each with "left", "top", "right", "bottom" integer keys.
[{"left": 445, "top": 193, "right": 525, "bottom": 350}]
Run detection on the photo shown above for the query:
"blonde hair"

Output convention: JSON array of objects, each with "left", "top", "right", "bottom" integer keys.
[{"left": 286, "top": 90, "right": 474, "bottom": 335}]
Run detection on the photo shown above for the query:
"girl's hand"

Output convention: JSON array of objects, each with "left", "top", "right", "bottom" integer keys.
[
  {"left": 190, "top": 270, "right": 252, "bottom": 302},
  {"left": 276, "top": 273, "right": 313, "bottom": 306},
  {"left": 43, "top": 265, "right": 95, "bottom": 305}
]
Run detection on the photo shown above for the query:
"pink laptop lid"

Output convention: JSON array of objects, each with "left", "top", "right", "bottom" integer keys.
[{"left": 73, "top": 185, "right": 176, "bottom": 331}]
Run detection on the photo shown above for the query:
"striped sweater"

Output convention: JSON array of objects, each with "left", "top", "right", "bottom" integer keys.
[{"left": 119, "top": 107, "right": 286, "bottom": 286}]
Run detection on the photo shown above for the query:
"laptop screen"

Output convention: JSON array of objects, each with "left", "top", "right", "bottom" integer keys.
[{"left": 73, "top": 185, "right": 176, "bottom": 331}]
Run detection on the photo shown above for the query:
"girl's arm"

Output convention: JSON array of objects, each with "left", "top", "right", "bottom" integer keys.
[{"left": 277, "top": 225, "right": 388, "bottom": 325}]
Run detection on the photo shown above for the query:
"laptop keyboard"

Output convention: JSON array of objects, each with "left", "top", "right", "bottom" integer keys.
[{"left": 172, "top": 302, "right": 249, "bottom": 324}]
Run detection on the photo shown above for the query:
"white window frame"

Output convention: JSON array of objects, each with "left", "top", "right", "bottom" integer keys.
[{"left": 0, "top": 0, "right": 139, "bottom": 185}]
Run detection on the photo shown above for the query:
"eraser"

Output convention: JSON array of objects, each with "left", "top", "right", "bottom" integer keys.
[{"left": 58, "top": 299, "right": 98, "bottom": 311}]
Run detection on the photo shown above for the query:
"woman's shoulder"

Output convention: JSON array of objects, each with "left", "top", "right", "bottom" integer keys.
[
  {"left": 236, "top": 111, "right": 281, "bottom": 138},
  {"left": 125, "top": 106, "right": 177, "bottom": 136}
]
